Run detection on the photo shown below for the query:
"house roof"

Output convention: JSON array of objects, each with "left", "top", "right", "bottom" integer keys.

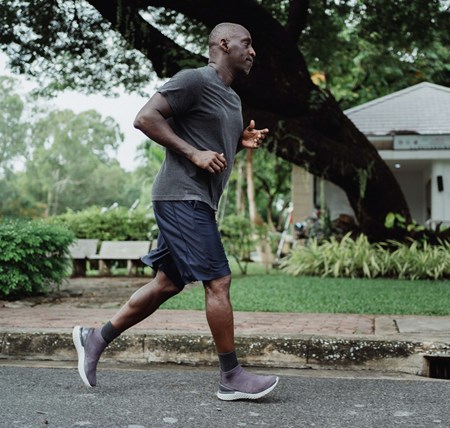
[{"left": 344, "top": 82, "right": 450, "bottom": 135}]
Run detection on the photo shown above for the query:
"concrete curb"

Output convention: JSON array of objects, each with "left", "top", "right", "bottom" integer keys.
[{"left": 2, "top": 328, "right": 449, "bottom": 377}]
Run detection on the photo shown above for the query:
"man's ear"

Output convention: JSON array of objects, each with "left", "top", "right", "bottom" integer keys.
[{"left": 219, "top": 38, "right": 229, "bottom": 53}]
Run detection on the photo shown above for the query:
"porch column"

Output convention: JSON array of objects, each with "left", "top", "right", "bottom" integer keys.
[
  {"left": 291, "top": 165, "right": 313, "bottom": 224},
  {"left": 431, "top": 161, "right": 450, "bottom": 222}
]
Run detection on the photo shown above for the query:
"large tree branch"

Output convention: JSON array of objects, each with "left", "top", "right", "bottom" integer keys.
[
  {"left": 286, "top": 0, "right": 309, "bottom": 42},
  {"left": 139, "top": 0, "right": 287, "bottom": 39},
  {"left": 87, "top": 0, "right": 206, "bottom": 77}
]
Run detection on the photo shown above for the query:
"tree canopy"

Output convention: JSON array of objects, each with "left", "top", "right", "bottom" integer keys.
[
  {"left": 2, "top": 1, "right": 448, "bottom": 101},
  {"left": 0, "top": 80, "right": 141, "bottom": 217},
  {"left": 1, "top": 0, "right": 449, "bottom": 240},
  {"left": 0, "top": 76, "right": 26, "bottom": 172}
]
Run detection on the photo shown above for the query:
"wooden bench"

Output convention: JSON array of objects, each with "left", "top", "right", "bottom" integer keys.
[
  {"left": 69, "top": 239, "right": 99, "bottom": 277},
  {"left": 89, "top": 241, "right": 151, "bottom": 276}
]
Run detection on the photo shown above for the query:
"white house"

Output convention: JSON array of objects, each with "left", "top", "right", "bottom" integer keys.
[{"left": 291, "top": 82, "right": 450, "bottom": 227}]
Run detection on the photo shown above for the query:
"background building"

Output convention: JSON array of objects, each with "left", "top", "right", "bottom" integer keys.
[{"left": 292, "top": 82, "right": 450, "bottom": 228}]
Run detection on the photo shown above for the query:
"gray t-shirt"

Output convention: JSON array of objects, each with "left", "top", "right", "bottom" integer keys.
[{"left": 152, "top": 65, "right": 243, "bottom": 210}]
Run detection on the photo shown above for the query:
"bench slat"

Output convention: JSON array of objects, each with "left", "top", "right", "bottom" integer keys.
[
  {"left": 89, "top": 241, "right": 151, "bottom": 260},
  {"left": 69, "top": 239, "right": 99, "bottom": 259}
]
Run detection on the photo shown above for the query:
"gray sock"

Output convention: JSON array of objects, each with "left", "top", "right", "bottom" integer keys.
[
  {"left": 218, "top": 350, "right": 239, "bottom": 372},
  {"left": 101, "top": 321, "right": 121, "bottom": 344}
]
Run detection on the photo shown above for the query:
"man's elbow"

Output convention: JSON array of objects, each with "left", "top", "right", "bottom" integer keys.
[{"left": 133, "top": 114, "right": 145, "bottom": 131}]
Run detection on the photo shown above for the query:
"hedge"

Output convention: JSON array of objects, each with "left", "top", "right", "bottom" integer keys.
[
  {"left": 47, "top": 206, "right": 157, "bottom": 241},
  {"left": 0, "top": 219, "right": 75, "bottom": 298}
]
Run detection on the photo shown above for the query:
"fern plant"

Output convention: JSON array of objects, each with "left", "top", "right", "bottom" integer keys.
[{"left": 281, "top": 233, "right": 450, "bottom": 280}]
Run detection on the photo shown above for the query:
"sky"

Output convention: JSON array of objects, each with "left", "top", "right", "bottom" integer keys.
[{"left": 0, "top": 52, "right": 160, "bottom": 171}]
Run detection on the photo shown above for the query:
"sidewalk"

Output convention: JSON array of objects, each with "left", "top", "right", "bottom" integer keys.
[{"left": 1, "top": 277, "right": 450, "bottom": 377}]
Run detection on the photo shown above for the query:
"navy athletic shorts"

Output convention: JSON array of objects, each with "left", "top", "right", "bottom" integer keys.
[{"left": 141, "top": 200, "right": 231, "bottom": 289}]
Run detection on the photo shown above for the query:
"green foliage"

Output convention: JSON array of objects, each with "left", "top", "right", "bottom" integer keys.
[
  {"left": 0, "top": 1, "right": 153, "bottom": 96},
  {"left": 0, "top": 170, "right": 46, "bottom": 218},
  {"left": 355, "top": 163, "right": 373, "bottom": 200},
  {"left": 220, "top": 215, "right": 256, "bottom": 275},
  {"left": 301, "top": 0, "right": 450, "bottom": 107},
  {"left": 0, "top": 101, "right": 141, "bottom": 218},
  {"left": 0, "top": 76, "right": 26, "bottom": 173},
  {"left": 252, "top": 148, "right": 292, "bottom": 227},
  {"left": 281, "top": 233, "right": 450, "bottom": 280},
  {"left": 385, "top": 212, "right": 426, "bottom": 233},
  {"left": 388, "top": 240, "right": 450, "bottom": 281},
  {"left": 47, "top": 206, "right": 157, "bottom": 241},
  {"left": 224, "top": 148, "right": 291, "bottom": 229},
  {"left": 0, "top": 219, "right": 74, "bottom": 297},
  {"left": 23, "top": 109, "right": 128, "bottom": 216}
]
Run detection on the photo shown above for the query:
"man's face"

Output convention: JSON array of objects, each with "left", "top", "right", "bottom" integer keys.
[{"left": 226, "top": 27, "right": 256, "bottom": 75}]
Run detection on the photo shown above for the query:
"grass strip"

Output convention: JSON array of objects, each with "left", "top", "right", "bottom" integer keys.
[{"left": 160, "top": 265, "right": 450, "bottom": 316}]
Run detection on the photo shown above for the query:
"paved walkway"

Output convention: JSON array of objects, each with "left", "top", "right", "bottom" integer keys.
[
  {"left": 0, "top": 307, "right": 377, "bottom": 335},
  {"left": 2, "top": 305, "right": 450, "bottom": 337}
]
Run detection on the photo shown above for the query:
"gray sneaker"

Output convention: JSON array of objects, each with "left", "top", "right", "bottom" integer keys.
[
  {"left": 72, "top": 326, "right": 107, "bottom": 387},
  {"left": 217, "top": 364, "right": 279, "bottom": 401}
]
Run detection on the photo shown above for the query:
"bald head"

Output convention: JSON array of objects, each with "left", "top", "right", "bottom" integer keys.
[{"left": 208, "top": 22, "right": 248, "bottom": 51}]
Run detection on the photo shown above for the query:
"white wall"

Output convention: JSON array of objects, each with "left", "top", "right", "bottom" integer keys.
[
  {"left": 323, "top": 181, "right": 355, "bottom": 220},
  {"left": 322, "top": 171, "right": 427, "bottom": 225}
]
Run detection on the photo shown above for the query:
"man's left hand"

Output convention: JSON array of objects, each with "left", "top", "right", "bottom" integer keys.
[{"left": 240, "top": 120, "right": 269, "bottom": 150}]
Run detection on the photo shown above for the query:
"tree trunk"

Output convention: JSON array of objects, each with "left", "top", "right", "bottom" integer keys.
[
  {"left": 235, "top": 157, "right": 246, "bottom": 216},
  {"left": 246, "top": 149, "right": 263, "bottom": 226},
  {"left": 246, "top": 149, "right": 273, "bottom": 271}
]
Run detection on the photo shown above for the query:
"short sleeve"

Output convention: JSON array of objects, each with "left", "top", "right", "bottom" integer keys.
[{"left": 157, "top": 69, "right": 204, "bottom": 115}]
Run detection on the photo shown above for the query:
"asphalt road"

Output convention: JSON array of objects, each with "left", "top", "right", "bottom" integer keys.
[{"left": 1, "top": 363, "right": 449, "bottom": 428}]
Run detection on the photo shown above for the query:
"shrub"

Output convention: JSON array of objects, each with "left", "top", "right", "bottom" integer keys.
[
  {"left": 281, "top": 233, "right": 450, "bottom": 280},
  {"left": 0, "top": 219, "right": 75, "bottom": 298},
  {"left": 47, "top": 206, "right": 157, "bottom": 241}
]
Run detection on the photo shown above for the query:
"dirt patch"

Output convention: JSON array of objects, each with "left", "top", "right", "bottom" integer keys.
[{"left": 2, "top": 276, "right": 153, "bottom": 309}]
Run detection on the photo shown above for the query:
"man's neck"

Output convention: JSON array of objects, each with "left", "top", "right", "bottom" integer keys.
[{"left": 208, "top": 62, "right": 234, "bottom": 86}]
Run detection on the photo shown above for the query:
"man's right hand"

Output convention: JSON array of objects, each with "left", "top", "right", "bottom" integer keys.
[{"left": 191, "top": 150, "right": 227, "bottom": 174}]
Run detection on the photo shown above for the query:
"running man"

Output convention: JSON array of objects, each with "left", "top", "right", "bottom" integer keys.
[{"left": 73, "top": 22, "right": 279, "bottom": 401}]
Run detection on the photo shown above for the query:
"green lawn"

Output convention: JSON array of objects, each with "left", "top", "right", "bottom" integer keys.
[{"left": 160, "top": 263, "right": 450, "bottom": 316}]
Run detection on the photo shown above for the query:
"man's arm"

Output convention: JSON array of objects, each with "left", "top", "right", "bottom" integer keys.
[{"left": 134, "top": 92, "right": 227, "bottom": 174}]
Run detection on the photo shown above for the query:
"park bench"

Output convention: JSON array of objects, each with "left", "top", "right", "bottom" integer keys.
[
  {"left": 69, "top": 239, "right": 99, "bottom": 277},
  {"left": 89, "top": 240, "right": 151, "bottom": 276}
]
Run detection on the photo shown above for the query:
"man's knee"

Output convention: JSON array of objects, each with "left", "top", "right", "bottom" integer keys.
[
  {"left": 204, "top": 275, "right": 232, "bottom": 296},
  {"left": 128, "top": 270, "right": 179, "bottom": 308}
]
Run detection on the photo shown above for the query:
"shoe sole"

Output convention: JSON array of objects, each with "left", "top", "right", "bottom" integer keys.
[
  {"left": 217, "top": 376, "right": 279, "bottom": 401},
  {"left": 72, "top": 326, "right": 93, "bottom": 388}
]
